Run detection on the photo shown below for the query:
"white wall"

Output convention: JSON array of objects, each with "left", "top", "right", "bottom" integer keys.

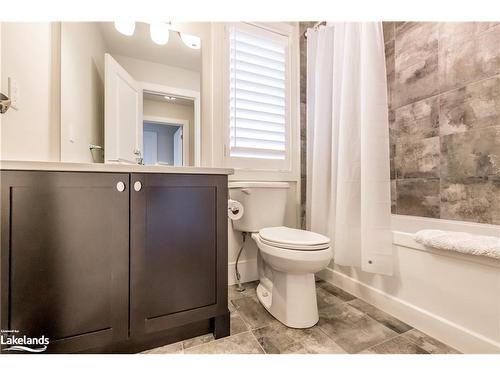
[
  {"left": 143, "top": 99, "right": 194, "bottom": 165},
  {"left": 318, "top": 215, "right": 500, "bottom": 354},
  {"left": 60, "top": 22, "right": 107, "bottom": 163},
  {"left": 113, "top": 54, "right": 200, "bottom": 93},
  {"left": 1, "top": 22, "right": 60, "bottom": 161}
]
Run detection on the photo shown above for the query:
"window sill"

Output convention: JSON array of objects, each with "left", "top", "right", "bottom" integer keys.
[{"left": 228, "top": 167, "right": 299, "bottom": 182}]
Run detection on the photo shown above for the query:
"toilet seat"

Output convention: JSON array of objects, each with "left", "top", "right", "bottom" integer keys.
[{"left": 258, "top": 226, "right": 330, "bottom": 251}]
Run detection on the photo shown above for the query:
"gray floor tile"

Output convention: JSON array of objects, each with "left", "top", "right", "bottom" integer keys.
[
  {"left": 361, "top": 336, "right": 429, "bottom": 354},
  {"left": 144, "top": 280, "right": 459, "bottom": 355},
  {"left": 228, "top": 281, "right": 259, "bottom": 301},
  {"left": 231, "top": 312, "right": 249, "bottom": 335},
  {"left": 141, "top": 341, "right": 183, "bottom": 354},
  {"left": 348, "top": 299, "right": 413, "bottom": 334},
  {"left": 184, "top": 331, "right": 264, "bottom": 354},
  {"left": 231, "top": 295, "right": 275, "bottom": 330},
  {"left": 252, "top": 321, "right": 346, "bottom": 354},
  {"left": 182, "top": 333, "right": 214, "bottom": 350},
  {"left": 318, "top": 303, "right": 398, "bottom": 353},
  {"left": 316, "top": 280, "right": 357, "bottom": 302},
  {"left": 401, "top": 329, "right": 461, "bottom": 354},
  {"left": 316, "top": 286, "right": 345, "bottom": 310}
]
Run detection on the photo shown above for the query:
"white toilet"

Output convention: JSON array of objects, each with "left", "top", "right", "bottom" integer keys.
[{"left": 229, "top": 181, "right": 332, "bottom": 328}]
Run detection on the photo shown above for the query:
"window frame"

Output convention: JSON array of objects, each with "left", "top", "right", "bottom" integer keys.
[{"left": 222, "top": 22, "right": 293, "bottom": 172}]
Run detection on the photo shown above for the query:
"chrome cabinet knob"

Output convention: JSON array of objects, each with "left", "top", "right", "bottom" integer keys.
[
  {"left": 134, "top": 181, "right": 142, "bottom": 192},
  {"left": 116, "top": 181, "right": 126, "bottom": 192}
]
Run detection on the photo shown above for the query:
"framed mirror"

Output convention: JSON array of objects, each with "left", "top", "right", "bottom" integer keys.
[
  {"left": 61, "top": 22, "right": 201, "bottom": 166},
  {"left": 1, "top": 22, "right": 202, "bottom": 166}
]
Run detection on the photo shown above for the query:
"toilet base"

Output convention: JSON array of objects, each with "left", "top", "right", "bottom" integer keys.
[{"left": 256, "top": 271, "right": 319, "bottom": 329}]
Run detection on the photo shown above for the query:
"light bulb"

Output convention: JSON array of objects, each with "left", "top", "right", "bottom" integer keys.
[
  {"left": 114, "top": 21, "right": 135, "bottom": 36},
  {"left": 150, "top": 22, "right": 170, "bottom": 45},
  {"left": 180, "top": 33, "right": 201, "bottom": 49}
]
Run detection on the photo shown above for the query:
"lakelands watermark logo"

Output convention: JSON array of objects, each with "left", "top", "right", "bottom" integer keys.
[{"left": 1, "top": 329, "right": 49, "bottom": 353}]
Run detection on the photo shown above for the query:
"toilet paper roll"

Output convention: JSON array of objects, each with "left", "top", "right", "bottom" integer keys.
[{"left": 228, "top": 199, "right": 244, "bottom": 220}]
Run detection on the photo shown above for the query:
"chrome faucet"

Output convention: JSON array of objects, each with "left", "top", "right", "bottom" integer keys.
[
  {"left": 0, "top": 92, "right": 11, "bottom": 114},
  {"left": 133, "top": 148, "right": 144, "bottom": 165}
]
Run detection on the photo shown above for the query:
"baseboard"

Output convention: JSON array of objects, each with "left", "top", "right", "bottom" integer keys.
[
  {"left": 227, "top": 258, "right": 258, "bottom": 285},
  {"left": 317, "top": 267, "right": 500, "bottom": 354}
]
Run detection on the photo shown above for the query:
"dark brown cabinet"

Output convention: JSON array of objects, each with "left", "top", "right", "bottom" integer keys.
[
  {"left": 0, "top": 171, "right": 130, "bottom": 353},
  {"left": 130, "top": 173, "right": 228, "bottom": 335},
  {"left": 1, "top": 170, "right": 229, "bottom": 353}
]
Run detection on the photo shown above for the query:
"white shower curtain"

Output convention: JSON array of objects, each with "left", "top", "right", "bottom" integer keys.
[{"left": 306, "top": 23, "right": 393, "bottom": 275}]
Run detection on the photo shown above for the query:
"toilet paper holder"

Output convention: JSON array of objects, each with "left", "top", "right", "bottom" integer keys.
[{"left": 228, "top": 199, "right": 244, "bottom": 220}]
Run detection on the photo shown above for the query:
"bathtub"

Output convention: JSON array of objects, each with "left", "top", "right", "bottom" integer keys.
[{"left": 317, "top": 214, "right": 500, "bottom": 354}]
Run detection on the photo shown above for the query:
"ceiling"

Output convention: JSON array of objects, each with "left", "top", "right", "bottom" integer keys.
[{"left": 98, "top": 22, "right": 202, "bottom": 73}]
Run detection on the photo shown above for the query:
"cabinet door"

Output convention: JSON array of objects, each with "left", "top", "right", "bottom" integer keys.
[
  {"left": 0, "top": 171, "right": 129, "bottom": 353},
  {"left": 130, "top": 173, "right": 227, "bottom": 335}
]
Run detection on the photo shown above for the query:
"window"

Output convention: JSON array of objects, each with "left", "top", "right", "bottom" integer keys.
[{"left": 226, "top": 23, "right": 291, "bottom": 170}]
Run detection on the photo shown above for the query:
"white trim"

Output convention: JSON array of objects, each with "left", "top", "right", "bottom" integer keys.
[
  {"left": 317, "top": 267, "right": 500, "bottom": 354},
  {"left": 140, "top": 81, "right": 201, "bottom": 167},
  {"left": 246, "top": 22, "right": 295, "bottom": 36},
  {"left": 227, "top": 258, "right": 259, "bottom": 286},
  {"left": 143, "top": 115, "right": 190, "bottom": 166}
]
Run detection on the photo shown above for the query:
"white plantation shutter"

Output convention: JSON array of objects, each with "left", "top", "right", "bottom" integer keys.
[{"left": 228, "top": 25, "right": 289, "bottom": 167}]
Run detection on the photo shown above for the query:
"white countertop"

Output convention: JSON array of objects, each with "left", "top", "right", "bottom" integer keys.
[{"left": 0, "top": 160, "right": 234, "bottom": 175}]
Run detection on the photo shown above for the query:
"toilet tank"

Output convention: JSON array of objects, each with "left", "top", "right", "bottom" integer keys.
[{"left": 228, "top": 181, "right": 289, "bottom": 233}]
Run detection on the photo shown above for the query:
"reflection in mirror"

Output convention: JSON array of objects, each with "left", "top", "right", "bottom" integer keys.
[
  {"left": 61, "top": 22, "right": 201, "bottom": 166},
  {"left": 142, "top": 92, "right": 195, "bottom": 166},
  {"left": 0, "top": 22, "right": 201, "bottom": 166}
]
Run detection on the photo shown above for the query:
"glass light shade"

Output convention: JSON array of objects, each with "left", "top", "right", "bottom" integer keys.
[
  {"left": 114, "top": 21, "right": 135, "bottom": 36},
  {"left": 150, "top": 23, "right": 170, "bottom": 45},
  {"left": 180, "top": 33, "right": 201, "bottom": 49}
]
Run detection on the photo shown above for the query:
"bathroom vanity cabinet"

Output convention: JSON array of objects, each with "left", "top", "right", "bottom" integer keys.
[{"left": 0, "top": 164, "right": 231, "bottom": 353}]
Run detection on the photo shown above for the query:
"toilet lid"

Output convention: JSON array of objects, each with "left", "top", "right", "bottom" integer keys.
[{"left": 258, "top": 226, "right": 330, "bottom": 251}]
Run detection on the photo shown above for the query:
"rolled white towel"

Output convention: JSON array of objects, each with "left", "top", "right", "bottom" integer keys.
[{"left": 414, "top": 229, "right": 500, "bottom": 260}]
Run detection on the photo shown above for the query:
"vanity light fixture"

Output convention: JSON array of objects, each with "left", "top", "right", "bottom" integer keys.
[
  {"left": 114, "top": 21, "right": 136, "bottom": 36},
  {"left": 164, "top": 95, "right": 176, "bottom": 101},
  {"left": 179, "top": 33, "right": 201, "bottom": 49},
  {"left": 150, "top": 22, "right": 170, "bottom": 45}
]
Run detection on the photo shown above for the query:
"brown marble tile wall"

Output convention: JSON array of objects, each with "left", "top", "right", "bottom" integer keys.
[
  {"left": 299, "top": 22, "right": 317, "bottom": 229},
  {"left": 385, "top": 22, "right": 500, "bottom": 224}
]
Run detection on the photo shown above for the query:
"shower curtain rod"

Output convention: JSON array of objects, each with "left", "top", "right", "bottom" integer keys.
[{"left": 303, "top": 21, "right": 327, "bottom": 38}]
